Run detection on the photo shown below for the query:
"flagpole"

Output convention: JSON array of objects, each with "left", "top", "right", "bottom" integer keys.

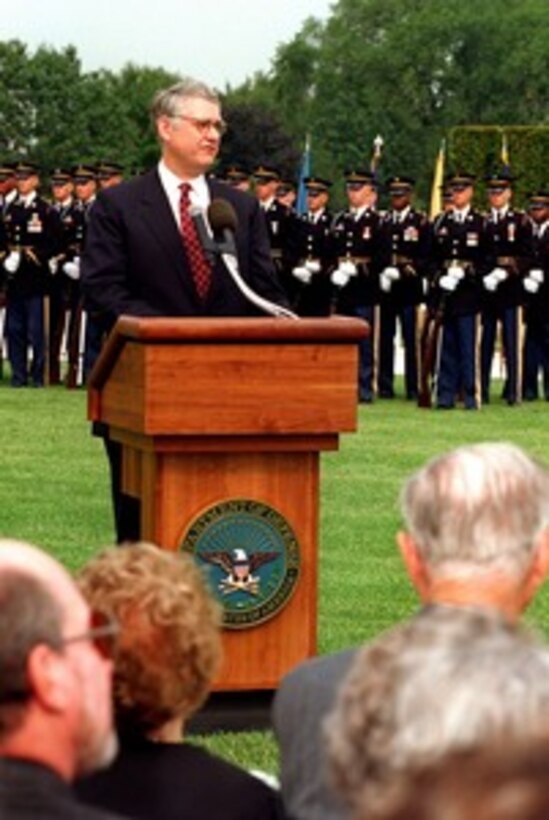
[{"left": 429, "top": 138, "right": 446, "bottom": 220}]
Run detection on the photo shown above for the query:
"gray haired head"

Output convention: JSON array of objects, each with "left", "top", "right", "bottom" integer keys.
[
  {"left": 400, "top": 442, "right": 549, "bottom": 575},
  {"left": 326, "top": 607, "right": 549, "bottom": 814},
  {"left": 150, "top": 77, "right": 220, "bottom": 122}
]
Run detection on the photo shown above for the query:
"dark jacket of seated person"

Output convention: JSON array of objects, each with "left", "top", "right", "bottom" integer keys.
[{"left": 74, "top": 543, "right": 285, "bottom": 820}]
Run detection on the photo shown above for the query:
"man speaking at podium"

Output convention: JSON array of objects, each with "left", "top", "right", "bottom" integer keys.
[{"left": 81, "top": 77, "right": 289, "bottom": 542}]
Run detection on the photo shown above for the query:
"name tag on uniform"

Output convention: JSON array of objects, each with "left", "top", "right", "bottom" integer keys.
[
  {"left": 507, "top": 223, "right": 516, "bottom": 242},
  {"left": 272, "top": 221, "right": 279, "bottom": 235},
  {"left": 362, "top": 226, "right": 371, "bottom": 240},
  {"left": 466, "top": 232, "right": 479, "bottom": 247}
]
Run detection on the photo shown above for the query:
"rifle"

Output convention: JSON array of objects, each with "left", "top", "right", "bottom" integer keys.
[
  {"left": 66, "top": 300, "right": 83, "bottom": 389},
  {"left": 418, "top": 292, "right": 446, "bottom": 409}
]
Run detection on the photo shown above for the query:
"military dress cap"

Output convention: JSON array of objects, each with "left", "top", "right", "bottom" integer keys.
[
  {"left": 344, "top": 168, "right": 376, "bottom": 186},
  {"left": 224, "top": 163, "right": 249, "bottom": 182},
  {"left": 14, "top": 160, "right": 39, "bottom": 176},
  {"left": 277, "top": 178, "right": 296, "bottom": 194},
  {"left": 528, "top": 189, "right": 549, "bottom": 209},
  {"left": 485, "top": 168, "right": 516, "bottom": 191},
  {"left": 304, "top": 176, "right": 332, "bottom": 193},
  {"left": 252, "top": 164, "right": 281, "bottom": 183},
  {"left": 0, "top": 161, "right": 15, "bottom": 178},
  {"left": 72, "top": 164, "right": 97, "bottom": 182},
  {"left": 50, "top": 167, "right": 73, "bottom": 184},
  {"left": 386, "top": 175, "right": 415, "bottom": 195},
  {"left": 445, "top": 171, "right": 476, "bottom": 189},
  {"left": 96, "top": 160, "right": 123, "bottom": 179}
]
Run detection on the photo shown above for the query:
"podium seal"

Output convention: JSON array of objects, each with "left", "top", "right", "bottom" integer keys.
[{"left": 180, "top": 499, "right": 300, "bottom": 629}]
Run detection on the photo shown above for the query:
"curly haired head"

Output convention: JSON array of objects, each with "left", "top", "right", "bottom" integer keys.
[{"left": 77, "top": 543, "right": 222, "bottom": 735}]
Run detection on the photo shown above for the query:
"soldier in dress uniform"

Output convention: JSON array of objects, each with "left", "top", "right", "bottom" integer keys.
[
  {"left": 2, "top": 161, "right": 60, "bottom": 387},
  {"left": 48, "top": 167, "right": 80, "bottom": 384},
  {"left": 522, "top": 190, "right": 549, "bottom": 401},
  {"left": 66, "top": 164, "right": 98, "bottom": 387},
  {"left": 331, "top": 169, "right": 381, "bottom": 402},
  {"left": 377, "top": 176, "right": 431, "bottom": 400},
  {"left": 97, "top": 160, "right": 124, "bottom": 190},
  {"left": 289, "top": 176, "right": 335, "bottom": 317},
  {"left": 431, "top": 172, "right": 486, "bottom": 410},
  {"left": 252, "top": 164, "right": 296, "bottom": 304},
  {"left": 480, "top": 170, "right": 530, "bottom": 405}
]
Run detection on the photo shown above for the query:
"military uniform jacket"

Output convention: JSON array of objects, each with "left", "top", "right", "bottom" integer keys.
[
  {"left": 378, "top": 207, "right": 431, "bottom": 308},
  {"left": 331, "top": 208, "right": 381, "bottom": 309},
  {"left": 3, "top": 195, "right": 60, "bottom": 298},
  {"left": 482, "top": 208, "right": 530, "bottom": 312},
  {"left": 288, "top": 209, "right": 336, "bottom": 272},
  {"left": 53, "top": 200, "right": 85, "bottom": 263},
  {"left": 432, "top": 208, "right": 486, "bottom": 317},
  {"left": 261, "top": 199, "right": 294, "bottom": 262},
  {"left": 523, "top": 221, "right": 549, "bottom": 326}
]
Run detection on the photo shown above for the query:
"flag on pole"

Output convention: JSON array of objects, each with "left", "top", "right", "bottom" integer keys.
[
  {"left": 500, "top": 131, "right": 510, "bottom": 173},
  {"left": 429, "top": 138, "right": 446, "bottom": 220},
  {"left": 296, "top": 135, "right": 311, "bottom": 216}
]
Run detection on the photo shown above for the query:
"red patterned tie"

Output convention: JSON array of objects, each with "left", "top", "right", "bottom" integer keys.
[{"left": 179, "top": 182, "right": 211, "bottom": 300}]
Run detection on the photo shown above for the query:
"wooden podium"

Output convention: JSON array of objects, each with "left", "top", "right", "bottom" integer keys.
[{"left": 88, "top": 316, "right": 366, "bottom": 692}]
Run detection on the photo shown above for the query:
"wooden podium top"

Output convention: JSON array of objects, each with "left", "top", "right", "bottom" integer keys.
[{"left": 88, "top": 316, "right": 367, "bottom": 436}]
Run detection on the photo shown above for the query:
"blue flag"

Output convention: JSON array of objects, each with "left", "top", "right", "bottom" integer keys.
[{"left": 296, "top": 135, "right": 311, "bottom": 216}]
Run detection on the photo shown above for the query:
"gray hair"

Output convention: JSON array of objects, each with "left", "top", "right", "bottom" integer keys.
[
  {"left": 0, "top": 570, "right": 64, "bottom": 737},
  {"left": 326, "top": 606, "right": 549, "bottom": 814},
  {"left": 400, "top": 442, "right": 549, "bottom": 575},
  {"left": 150, "top": 77, "right": 220, "bottom": 122}
]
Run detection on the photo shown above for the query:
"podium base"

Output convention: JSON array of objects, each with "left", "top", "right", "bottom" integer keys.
[{"left": 187, "top": 689, "right": 275, "bottom": 735}]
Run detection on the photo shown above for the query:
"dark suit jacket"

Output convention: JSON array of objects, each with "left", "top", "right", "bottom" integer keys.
[
  {"left": 76, "top": 737, "right": 286, "bottom": 820},
  {"left": 0, "top": 758, "right": 125, "bottom": 819},
  {"left": 81, "top": 169, "right": 287, "bottom": 329},
  {"left": 272, "top": 648, "right": 358, "bottom": 820}
]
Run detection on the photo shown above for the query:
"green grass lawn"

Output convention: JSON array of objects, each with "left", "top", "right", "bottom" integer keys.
[{"left": 1, "top": 375, "right": 549, "bottom": 773}]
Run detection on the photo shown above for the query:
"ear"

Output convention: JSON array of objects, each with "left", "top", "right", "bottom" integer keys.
[
  {"left": 156, "top": 115, "right": 173, "bottom": 144},
  {"left": 397, "top": 530, "right": 431, "bottom": 600},
  {"left": 523, "top": 529, "right": 549, "bottom": 603},
  {"left": 27, "top": 644, "right": 72, "bottom": 714}
]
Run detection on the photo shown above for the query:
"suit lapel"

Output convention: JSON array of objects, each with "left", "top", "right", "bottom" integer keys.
[{"left": 138, "top": 170, "right": 198, "bottom": 303}]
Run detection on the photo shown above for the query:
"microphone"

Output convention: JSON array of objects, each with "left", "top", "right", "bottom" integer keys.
[
  {"left": 189, "top": 205, "right": 218, "bottom": 265},
  {"left": 207, "top": 198, "right": 298, "bottom": 320}
]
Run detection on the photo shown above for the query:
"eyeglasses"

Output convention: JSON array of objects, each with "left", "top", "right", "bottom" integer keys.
[
  {"left": 171, "top": 114, "right": 227, "bottom": 136},
  {"left": 62, "top": 610, "right": 119, "bottom": 660}
]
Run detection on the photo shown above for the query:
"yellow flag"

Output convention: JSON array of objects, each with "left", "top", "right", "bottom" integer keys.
[{"left": 429, "top": 139, "right": 446, "bottom": 220}]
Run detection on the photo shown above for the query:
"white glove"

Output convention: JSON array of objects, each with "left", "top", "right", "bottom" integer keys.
[
  {"left": 339, "top": 259, "right": 357, "bottom": 277},
  {"left": 380, "top": 272, "right": 392, "bottom": 292},
  {"left": 305, "top": 259, "right": 321, "bottom": 274},
  {"left": 490, "top": 267, "right": 508, "bottom": 283},
  {"left": 483, "top": 273, "right": 499, "bottom": 291},
  {"left": 529, "top": 268, "right": 544, "bottom": 284},
  {"left": 49, "top": 258, "right": 59, "bottom": 275},
  {"left": 383, "top": 266, "right": 400, "bottom": 281},
  {"left": 63, "top": 256, "right": 80, "bottom": 280},
  {"left": 447, "top": 263, "right": 465, "bottom": 280},
  {"left": 3, "top": 251, "right": 21, "bottom": 274},
  {"left": 524, "top": 277, "right": 540, "bottom": 294},
  {"left": 439, "top": 274, "right": 458, "bottom": 292},
  {"left": 331, "top": 268, "right": 350, "bottom": 288},
  {"left": 292, "top": 265, "right": 312, "bottom": 284}
]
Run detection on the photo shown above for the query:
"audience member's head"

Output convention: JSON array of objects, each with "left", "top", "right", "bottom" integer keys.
[
  {"left": 362, "top": 739, "right": 549, "bottom": 820},
  {"left": 397, "top": 442, "right": 549, "bottom": 619},
  {"left": 0, "top": 539, "right": 118, "bottom": 781},
  {"left": 326, "top": 608, "right": 549, "bottom": 816},
  {"left": 77, "top": 542, "right": 221, "bottom": 740}
]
